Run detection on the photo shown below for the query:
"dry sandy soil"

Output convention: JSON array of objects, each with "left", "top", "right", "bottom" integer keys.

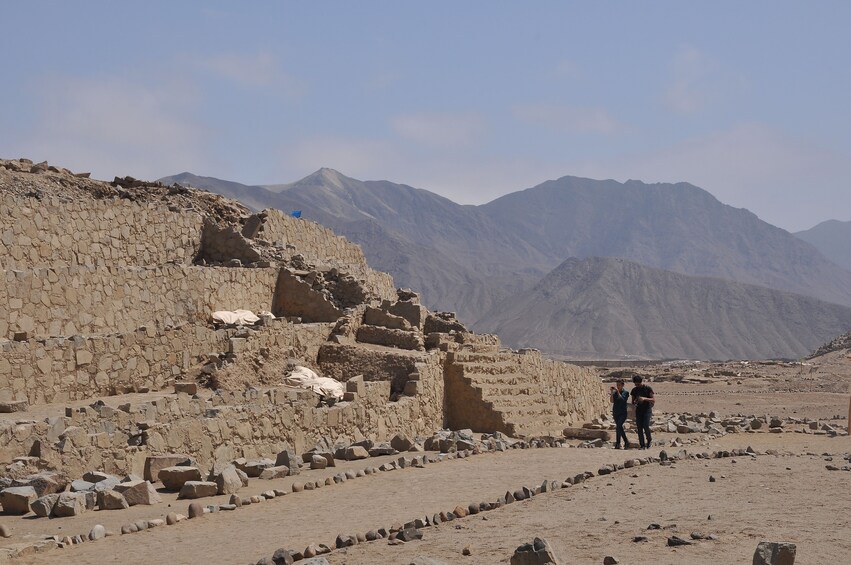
[{"left": 4, "top": 352, "right": 851, "bottom": 565}]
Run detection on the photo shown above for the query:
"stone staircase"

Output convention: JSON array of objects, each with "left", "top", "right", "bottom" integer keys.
[{"left": 444, "top": 345, "right": 571, "bottom": 438}]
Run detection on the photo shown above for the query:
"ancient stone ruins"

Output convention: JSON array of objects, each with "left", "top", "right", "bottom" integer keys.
[{"left": 0, "top": 158, "right": 610, "bottom": 559}]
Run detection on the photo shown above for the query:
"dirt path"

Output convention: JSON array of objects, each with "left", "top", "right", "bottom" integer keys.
[{"left": 18, "top": 448, "right": 631, "bottom": 565}]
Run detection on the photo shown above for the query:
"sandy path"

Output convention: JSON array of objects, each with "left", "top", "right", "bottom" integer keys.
[
  {"left": 19, "top": 448, "right": 631, "bottom": 565},
  {"left": 326, "top": 449, "right": 851, "bottom": 565}
]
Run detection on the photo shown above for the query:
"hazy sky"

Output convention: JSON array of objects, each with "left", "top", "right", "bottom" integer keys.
[{"left": 2, "top": 1, "right": 849, "bottom": 231}]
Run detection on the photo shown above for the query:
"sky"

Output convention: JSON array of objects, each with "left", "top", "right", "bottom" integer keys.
[{"left": 1, "top": 1, "right": 850, "bottom": 232}]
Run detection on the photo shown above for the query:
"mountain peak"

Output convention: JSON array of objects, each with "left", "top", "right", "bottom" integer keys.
[{"left": 303, "top": 167, "right": 349, "bottom": 189}]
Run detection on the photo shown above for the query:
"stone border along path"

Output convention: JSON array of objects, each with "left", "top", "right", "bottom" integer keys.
[
  {"left": 243, "top": 445, "right": 777, "bottom": 564},
  {"left": 0, "top": 436, "right": 566, "bottom": 562},
  {"left": 6, "top": 440, "right": 847, "bottom": 564},
  {"left": 5, "top": 421, "right": 845, "bottom": 563}
]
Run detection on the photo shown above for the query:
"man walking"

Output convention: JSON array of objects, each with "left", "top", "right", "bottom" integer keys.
[
  {"left": 631, "top": 375, "right": 655, "bottom": 449},
  {"left": 610, "top": 379, "right": 631, "bottom": 449}
]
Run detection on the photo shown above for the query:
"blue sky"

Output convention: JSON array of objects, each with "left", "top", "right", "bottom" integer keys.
[{"left": 1, "top": 1, "right": 849, "bottom": 231}]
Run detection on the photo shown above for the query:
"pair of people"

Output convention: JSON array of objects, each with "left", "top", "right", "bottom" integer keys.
[{"left": 610, "top": 375, "right": 655, "bottom": 449}]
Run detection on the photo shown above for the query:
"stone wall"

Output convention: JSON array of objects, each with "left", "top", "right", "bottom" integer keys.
[
  {"left": 516, "top": 350, "right": 608, "bottom": 423},
  {"left": 255, "top": 209, "right": 396, "bottom": 301},
  {"left": 0, "top": 265, "right": 279, "bottom": 339},
  {"left": 0, "top": 195, "right": 202, "bottom": 270},
  {"left": 0, "top": 320, "right": 333, "bottom": 405},
  {"left": 0, "top": 353, "right": 446, "bottom": 478}
]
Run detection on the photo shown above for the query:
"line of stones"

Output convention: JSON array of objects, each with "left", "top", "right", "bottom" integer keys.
[
  {"left": 24, "top": 436, "right": 562, "bottom": 561},
  {"left": 250, "top": 445, "right": 766, "bottom": 565}
]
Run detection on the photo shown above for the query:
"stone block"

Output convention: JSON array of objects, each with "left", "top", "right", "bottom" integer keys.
[
  {"left": 31, "top": 494, "right": 60, "bottom": 518},
  {"left": 52, "top": 493, "right": 86, "bottom": 517},
  {"left": 114, "top": 480, "right": 162, "bottom": 506},
  {"left": 214, "top": 465, "right": 244, "bottom": 495},
  {"left": 13, "top": 472, "right": 67, "bottom": 497},
  {"left": 563, "top": 427, "right": 611, "bottom": 441},
  {"left": 143, "top": 454, "right": 193, "bottom": 482},
  {"left": 275, "top": 450, "right": 301, "bottom": 476},
  {"left": 1, "top": 486, "right": 37, "bottom": 514},
  {"left": 97, "top": 490, "right": 129, "bottom": 511},
  {"left": 236, "top": 459, "right": 275, "bottom": 478},
  {"left": 356, "top": 325, "right": 422, "bottom": 350},
  {"left": 258, "top": 466, "right": 290, "bottom": 480},
  {"left": 178, "top": 481, "right": 218, "bottom": 499},
  {"left": 345, "top": 375, "right": 365, "bottom": 395},
  {"left": 174, "top": 382, "right": 197, "bottom": 395},
  {"left": 510, "top": 537, "right": 561, "bottom": 565},
  {"left": 159, "top": 466, "right": 203, "bottom": 491},
  {"left": 0, "top": 400, "right": 28, "bottom": 413},
  {"left": 753, "top": 542, "right": 796, "bottom": 565},
  {"left": 390, "top": 433, "right": 413, "bottom": 452},
  {"left": 388, "top": 301, "right": 427, "bottom": 330},
  {"left": 344, "top": 446, "right": 370, "bottom": 461}
]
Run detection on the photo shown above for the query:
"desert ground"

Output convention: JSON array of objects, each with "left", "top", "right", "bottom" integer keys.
[{"left": 1, "top": 350, "right": 847, "bottom": 564}]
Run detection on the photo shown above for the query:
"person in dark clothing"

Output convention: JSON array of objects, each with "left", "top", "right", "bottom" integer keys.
[
  {"left": 610, "top": 378, "right": 631, "bottom": 449},
  {"left": 630, "top": 375, "right": 655, "bottom": 449}
]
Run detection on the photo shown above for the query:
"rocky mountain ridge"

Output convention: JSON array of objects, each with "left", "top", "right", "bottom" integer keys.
[{"left": 476, "top": 256, "right": 851, "bottom": 360}]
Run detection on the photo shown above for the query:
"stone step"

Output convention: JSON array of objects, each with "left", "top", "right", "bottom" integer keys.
[
  {"left": 493, "top": 404, "right": 558, "bottom": 419},
  {"left": 454, "top": 361, "right": 517, "bottom": 375},
  {"left": 505, "top": 415, "right": 567, "bottom": 438},
  {"left": 449, "top": 351, "right": 516, "bottom": 364},
  {"left": 463, "top": 372, "right": 529, "bottom": 386},
  {"left": 471, "top": 382, "right": 539, "bottom": 397},
  {"left": 483, "top": 393, "right": 550, "bottom": 408}
]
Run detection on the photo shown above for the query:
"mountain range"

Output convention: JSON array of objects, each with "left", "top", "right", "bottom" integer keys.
[
  {"left": 475, "top": 256, "right": 851, "bottom": 359},
  {"left": 160, "top": 170, "right": 851, "bottom": 360},
  {"left": 795, "top": 219, "right": 851, "bottom": 273}
]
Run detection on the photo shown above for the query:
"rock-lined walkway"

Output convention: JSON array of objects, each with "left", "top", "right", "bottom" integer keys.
[{"left": 17, "top": 447, "right": 631, "bottom": 564}]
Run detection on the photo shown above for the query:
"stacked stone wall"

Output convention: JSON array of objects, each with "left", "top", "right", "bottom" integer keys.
[
  {"left": 516, "top": 350, "right": 608, "bottom": 423},
  {"left": 1, "top": 265, "right": 279, "bottom": 339},
  {"left": 0, "top": 320, "right": 333, "bottom": 405},
  {"left": 258, "top": 209, "right": 396, "bottom": 301},
  {"left": 0, "top": 196, "right": 203, "bottom": 269},
  {"left": 0, "top": 353, "right": 446, "bottom": 477}
]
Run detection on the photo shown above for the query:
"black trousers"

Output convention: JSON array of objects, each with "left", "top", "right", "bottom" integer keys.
[{"left": 635, "top": 410, "right": 652, "bottom": 448}]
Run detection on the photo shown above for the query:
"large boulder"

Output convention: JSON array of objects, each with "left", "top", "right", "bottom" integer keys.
[
  {"left": 52, "top": 492, "right": 86, "bottom": 517},
  {"left": 1, "top": 486, "right": 37, "bottom": 515},
  {"left": 178, "top": 481, "right": 218, "bottom": 499},
  {"left": 258, "top": 466, "right": 290, "bottom": 480},
  {"left": 510, "top": 537, "right": 561, "bottom": 565},
  {"left": 31, "top": 493, "right": 61, "bottom": 518},
  {"left": 753, "top": 542, "right": 796, "bottom": 565},
  {"left": 12, "top": 472, "right": 67, "bottom": 497},
  {"left": 214, "top": 465, "right": 243, "bottom": 495},
  {"left": 235, "top": 459, "right": 276, "bottom": 478},
  {"left": 390, "top": 433, "right": 414, "bottom": 452},
  {"left": 143, "top": 454, "right": 194, "bottom": 483},
  {"left": 275, "top": 450, "right": 300, "bottom": 476},
  {"left": 344, "top": 446, "right": 370, "bottom": 461},
  {"left": 159, "top": 467, "right": 203, "bottom": 491},
  {"left": 97, "top": 490, "right": 129, "bottom": 511},
  {"left": 114, "top": 480, "right": 162, "bottom": 506}
]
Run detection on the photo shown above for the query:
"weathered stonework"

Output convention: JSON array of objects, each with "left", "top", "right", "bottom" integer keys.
[
  {"left": 0, "top": 195, "right": 203, "bottom": 270},
  {"left": 1, "top": 265, "right": 279, "bottom": 339},
  {"left": 0, "top": 159, "right": 607, "bottom": 486}
]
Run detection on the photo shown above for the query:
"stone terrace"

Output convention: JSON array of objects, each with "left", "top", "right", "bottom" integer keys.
[{"left": 0, "top": 158, "right": 608, "bottom": 559}]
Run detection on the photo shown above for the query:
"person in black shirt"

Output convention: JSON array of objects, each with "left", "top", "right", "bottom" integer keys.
[
  {"left": 610, "top": 378, "right": 631, "bottom": 449},
  {"left": 630, "top": 375, "right": 655, "bottom": 449}
]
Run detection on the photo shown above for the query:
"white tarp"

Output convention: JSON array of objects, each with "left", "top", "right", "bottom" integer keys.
[
  {"left": 212, "top": 309, "right": 260, "bottom": 326},
  {"left": 283, "top": 366, "right": 344, "bottom": 399}
]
